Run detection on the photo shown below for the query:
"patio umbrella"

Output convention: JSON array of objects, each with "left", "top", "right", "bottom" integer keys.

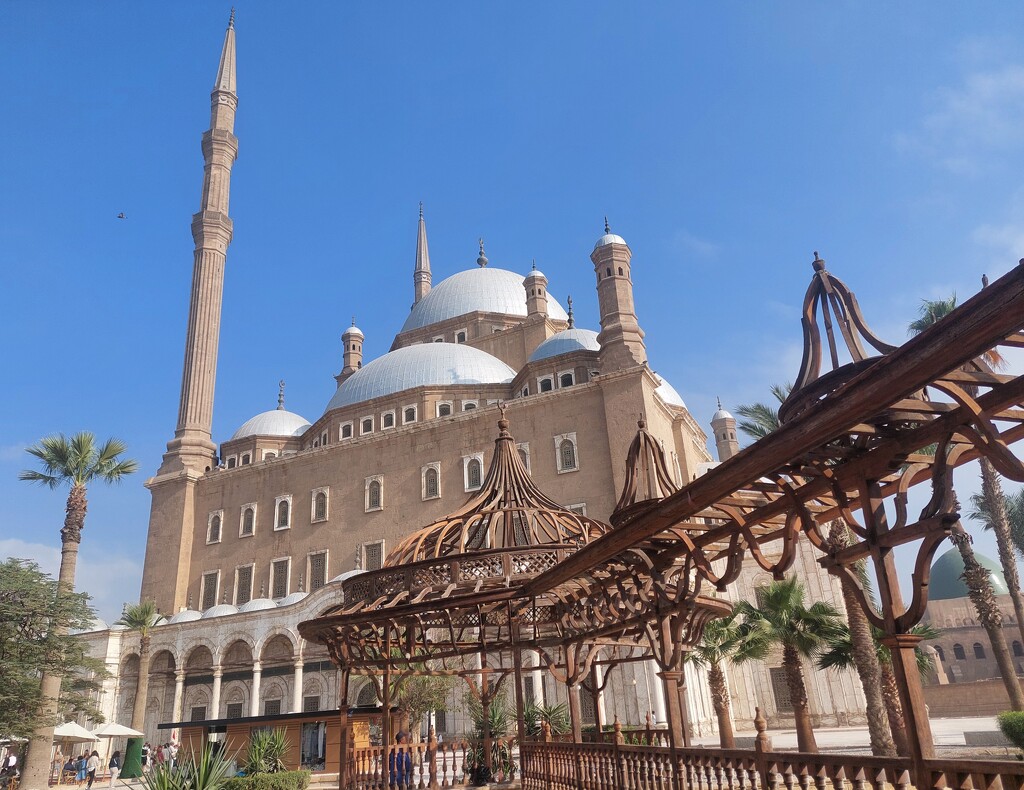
[
  {"left": 92, "top": 724, "right": 143, "bottom": 738},
  {"left": 52, "top": 723, "right": 97, "bottom": 743}
]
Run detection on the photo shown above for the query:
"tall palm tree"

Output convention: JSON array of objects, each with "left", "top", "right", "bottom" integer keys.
[
  {"left": 733, "top": 577, "right": 845, "bottom": 753},
  {"left": 910, "top": 297, "right": 1024, "bottom": 708},
  {"left": 817, "top": 617, "right": 939, "bottom": 756},
  {"left": 970, "top": 488, "right": 1024, "bottom": 563},
  {"left": 116, "top": 601, "right": 162, "bottom": 734},
  {"left": 736, "top": 388, "right": 896, "bottom": 756},
  {"left": 685, "top": 612, "right": 770, "bottom": 748},
  {"left": 18, "top": 433, "right": 138, "bottom": 789}
]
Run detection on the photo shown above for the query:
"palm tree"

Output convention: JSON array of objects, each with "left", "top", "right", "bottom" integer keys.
[
  {"left": 736, "top": 388, "right": 896, "bottom": 756},
  {"left": 910, "top": 297, "right": 1024, "bottom": 709},
  {"left": 18, "top": 433, "right": 138, "bottom": 789},
  {"left": 733, "top": 577, "right": 845, "bottom": 753},
  {"left": 685, "top": 612, "right": 769, "bottom": 748},
  {"left": 970, "top": 487, "right": 1024, "bottom": 565},
  {"left": 818, "top": 616, "right": 939, "bottom": 756},
  {"left": 116, "top": 601, "right": 162, "bottom": 734}
]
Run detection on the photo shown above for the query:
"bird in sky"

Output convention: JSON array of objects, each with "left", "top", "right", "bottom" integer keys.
[{"left": 116, "top": 212, "right": 127, "bottom": 219}]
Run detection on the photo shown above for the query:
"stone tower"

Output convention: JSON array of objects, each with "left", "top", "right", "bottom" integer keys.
[
  {"left": 711, "top": 399, "right": 740, "bottom": 461},
  {"left": 590, "top": 219, "right": 647, "bottom": 369},
  {"left": 413, "top": 203, "right": 431, "bottom": 306},
  {"left": 142, "top": 13, "right": 238, "bottom": 613},
  {"left": 524, "top": 263, "right": 548, "bottom": 317},
  {"left": 337, "top": 320, "right": 364, "bottom": 384}
]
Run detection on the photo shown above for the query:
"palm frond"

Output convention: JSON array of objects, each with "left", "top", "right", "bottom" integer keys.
[
  {"left": 908, "top": 295, "right": 958, "bottom": 337},
  {"left": 18, "top": 469, "right": 62, "bottom": 489}
]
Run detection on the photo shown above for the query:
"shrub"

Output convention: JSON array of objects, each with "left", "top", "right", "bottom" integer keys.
[
  {"left": 141, "top": 745, "right": 235, "bottom": 790},
  {"left": 223, "top": 771, "right": 311, "bottom": 790},
  {"left": 998, "top": 711, "right": 1024, "bottom": 750},
  {"left": 245, "top": 729, "right": 289, "bottom": 775}
]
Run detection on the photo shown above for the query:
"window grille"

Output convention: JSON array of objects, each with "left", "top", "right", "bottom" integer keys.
[
  {"left": 264, "top": 699, "right": 282, "bottom": 716},
  {"left": 404, "top": 407, "right": 416, "bottom": 423},
  {"left": 314, "top": 492, "right": 327, "bottom": 521},
  {"left": 201, "top": 572, "right": 218, "bottom": 610},
  {"left": 364, "top": 542, "right": 383, "bottom": 571},
  {"left": 560, "top": 439, "right": 577, "bottom": 470},
  {"left": 560, "top": 373, "right": 574, "bottom": 387},
  {"left": 272, "top": 560, "right": 289, "bottom": 599},
  {"left": 383, "top": 413, "right": 395, "bottom": 428},
  {"left": 242, "top": 508, "right": 255, "bottom": 536},
  {"left": 190, "top": 706, "right": 207, "bottom": 722},
  {"left": 241, "top": 454, "right": 251, "bottom": 465},
  {"left": 236, "top": 565, "right": 253, "bottom": 605},
  {"left": 540, "top": 379, "right": 553, "bottom": 393},
  {"left": 357, "top": 683, "right": 378, "bottom": 707},
  {"left": 362, "top": 418, "right": 373, "bottom": 433},
  {"left": 769, "top": 667, "right": 793, "bottom": 713},
  {"left": 209, "top": 515, "right": 221, "bottom": 543},
  {"left": 438, "top": 403, "right": 452, "bottom": 417},
  {"left": 425, "top": 468, "right": 439, "bottom": 498},
  {"left": 309, "top": 553, "right": 327, "bottom": 591},
  {"left": 974, "top": 642, "right": 986, "bottom": 659},
  {"left": 226, "top": 703, "right": 243, "bottom": 719},
  {"left": 953, "top": 643, "right": 966, "bottom": 660},
  {"left": 341, "top": 424, "right": 352, "bottom": 439},
  {"left": 467, "top": 459, "right": 482, "bottom": 489},
  {"left": 303, "top": 696, "right": 320, "bottom": 713},
  {"left": 277, "top": 500, "right": 290, "bottom": 529},
  {"left": 368, "top": 480, "right": 382, "bottom": 510}
]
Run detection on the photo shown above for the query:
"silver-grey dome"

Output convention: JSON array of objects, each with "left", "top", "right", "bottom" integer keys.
[
  {"left": 238, "top": 598, "right": 278, "bottom": 613},
  {"left": 712, "top": 408, "right": 734, "bottom": 422},
  {"left": 231, "top": 409, "right": 311, "bottom": 441},
  {"left": 168, "top": 609, "right": 202, "bottom": 624},
  {"left": 654, "top": 374, "right": 686, "bottom": 409},
  {"left": 594, "top": 232, "right": 627, "bottom": 249},
  {"left": 400, "top": 268, "right": 568, "bottom": 333},
  {"left": 277, "top": 591, "right": 309, "bottom": 606},
  {"left": 528, "top": 328, "right": 600, "bottom": 362},
  {"left": 325, "top": 343, "right": 515, "bottom": 412},
  {"left": 201, "top": 603, "right": 238, "bottom": 619}
]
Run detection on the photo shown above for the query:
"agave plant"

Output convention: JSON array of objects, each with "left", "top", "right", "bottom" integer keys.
[
  {"left": 523, "top": 702, "right": 570, "bottom": 737},
  {"left": 141, "top": 745, "right": 235, "bottom": 790},
  {"left": 245, "top": 728, "right": 289, "bottom": 774}
]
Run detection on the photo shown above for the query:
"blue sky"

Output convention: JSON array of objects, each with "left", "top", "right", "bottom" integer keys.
[{"left": 1, "top": 3, "right": 1023, "bottom": 621}]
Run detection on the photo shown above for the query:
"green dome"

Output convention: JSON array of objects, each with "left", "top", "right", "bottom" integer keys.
[{"left": 930, "top": 547, "right": 1008, "bottom": 601}]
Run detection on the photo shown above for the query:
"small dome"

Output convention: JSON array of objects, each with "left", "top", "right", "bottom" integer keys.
[
  {"left": 201, "top": 603, "right": 238, "bottom": 619},
  {"left": 528, "top": 328, "right": 600, "bottom": 362},
  {"left": 653, "top": 374, "right": 686, "bottom": 409},
  {"left": 712, "top": 408, "right": 733, "bottom": 422},
  {"left": 401, "top": 268, "right": 568, "bottom": 333},
  {"left": 168, "top": 609, "right": 202, "bottom": 624},
  {"left": 343, "top": 324, "right": 364, "bottom": 339},
  {"left": 594, "top": 233, "right": 627, "bottom": 249},
  {"left": 524, "top": 268, "right": 546, "bottom": 281},
  {"left": 277, "top": 591, "right": 309, "bottom": 607},
  {"left": 325, "top": 343, "right": 515, "bottom": 412},
  {"left": 231, "top": 409, "right": 311, "bottom": 441},
  {"left": 74, "top": 617, "right": 108, "bottom": 634},
  {"left": 238, "top": 598, "right": 277, "bottom": 613},
  {"left": 331, "top": 569, "right": 365, "bottom": 584},
  {"left": 109, "top": 623, "right": 127, "bottom": 631},
  {"left": 930, "top": 548, "right": 1008, "bottom": 601}
]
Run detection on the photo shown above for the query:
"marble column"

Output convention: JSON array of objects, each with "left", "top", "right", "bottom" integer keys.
[
  {"left": 171, "top": 670, "right": 186, "bottom": 743},
  {"left": 211, "top": 666, "right": 223, "bottom": 719},
  {"left": 292, "top": 661, "right": 304, "bottom": 713},
  {"left": 251, "top": 662, "right": 262, "bottom": 717}
]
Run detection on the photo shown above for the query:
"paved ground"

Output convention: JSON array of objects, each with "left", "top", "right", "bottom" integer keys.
[{"left": 691, "top": 715, "right": 1006, "bottom": 755}]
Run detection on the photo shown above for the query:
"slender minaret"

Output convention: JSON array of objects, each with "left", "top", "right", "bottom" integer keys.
[
  {"left": 413, "top": 202, "right": 431, "bottom": 306},
  {"left": 591, "top": 218, "right": 647, "bottom": 369},
  {"left": 711, "top": 398, "right": 740, "bottom": 461},
  {"left": 162, "top": 10, "right": 239, "bottom": 473},
  {"left": 524, "top": 261, "right": 549, "bottom": 317},
  {"left": 336, "top": 318, "right": 364, "bottom": 385}
]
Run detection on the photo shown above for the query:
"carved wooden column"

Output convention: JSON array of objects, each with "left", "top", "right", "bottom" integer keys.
[
  {"left": 337, "top": 669, "right": 351, "bottom": 790},
  {"left": 381, "top": 628, "right": 393, "bottom": 788}
]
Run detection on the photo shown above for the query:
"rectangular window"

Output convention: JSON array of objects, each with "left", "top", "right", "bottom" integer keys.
[
  {"left": 363, "top": 541, "right": 384, "bottom": 571},
  {"left": 272, "top": 559, "right": 290, "bottom": 599},
  {"left": 201, "top": 572, "right": 218, "bottom": 610},
  {"left": 309, "top": 552, "right": 327, "bottom": 592},
  {"left": 264, "top": 699, "right": 282, "bottom": 716},
  {"left": 303, "top": 695, "right": 320, "bottom": 713},
  {"left": 226, "top": 703, "right": 244, "bottom": 720},
  {"left": 190, "top": 706, "right": 207, "bottom": 722},
  {"left": 236, "top": 565, "right": 253, "bottom": 605},
  {"left": 435, "top": 710, "right": 447, "bottom": 733},
  {"left": 769, "top": 667, "right": 794, "bottom": 713}
]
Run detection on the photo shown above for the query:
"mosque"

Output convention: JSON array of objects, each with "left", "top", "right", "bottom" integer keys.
[{"left": 71, "top": 14, "right": 877, "bottom": 761}]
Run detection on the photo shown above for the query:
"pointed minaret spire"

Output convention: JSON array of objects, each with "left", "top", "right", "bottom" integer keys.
[
  {"left": 161, "top": 13, "right": 240, "bottom": 475},
  {"left": 604, "top": 216, "right": 611, "bottom": 234},
  {"left": 567, "top": 295, "right": 575, "bottom": 328},
  {"left": 277, "top": 380, "right": 286, "bottom": 410},
  {"left": 413, "top": 203, "right": 432, "bottom": 305},
  {"left": 477, "top": 238, "right": 488, "bottom": 267}
]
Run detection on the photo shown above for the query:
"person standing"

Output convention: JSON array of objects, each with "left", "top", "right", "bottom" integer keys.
[
  {"left": 75, "top": 754, "right": 87, "bottom": 787},
  {"left": 107, "top": 751, "right": 120, "bottom": 788},
  {"left": 140, "top": 743, "right": 150, "bottom": 773},
  {"left": 86, "top": 751, "right": 100, "bottom": 789}
]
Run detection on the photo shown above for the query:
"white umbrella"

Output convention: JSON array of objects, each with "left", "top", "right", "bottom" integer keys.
[
  {"left": 92, "top": 724, "right": 144, "bottom": 738},
  {"left": 52, "top": 723, "right": 97, "bottom": 743}
]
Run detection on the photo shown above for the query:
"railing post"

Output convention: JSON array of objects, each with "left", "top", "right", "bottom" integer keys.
[
  {"left": 613, "top": 717, "right": 625, "bottom": 790},
  {"left": 543, "top": 721, "right": 554, "bottom": 790},
  {"left": 754, "top": 707, "right": 771, "bottom": 790},
  {"left": 427, "top": 726, "right": 439, "bottom": 790}
]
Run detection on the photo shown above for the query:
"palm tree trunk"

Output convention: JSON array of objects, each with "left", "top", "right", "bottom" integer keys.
[
  {"left": 979, "top": 459, "right": 1024, "bottom": 649},
  {"left": 952, "top": 532, "right": 1024, "bottom": 709},
  {"left": 879, "top": 662, "right": 910, "bottom": 756},
  {"left": 22, "top": 485, "right": 88, "bottom": 790},
  {"left": 707, "top": 662, "right": 735, "bottom": 748},
  {"left": 827, "top": 524, "right": 897, "bottom": 757},
  {"left": 782, "top": 643, "right": 817, "bottom": 753},
  {"left": 131, "top": 633, "right": 152, "bottom": 734}
]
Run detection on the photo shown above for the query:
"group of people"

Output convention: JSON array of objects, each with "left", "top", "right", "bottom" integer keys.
[
  {"left": 59, "top": 751, "right": 107, "bottom": 789},
  {"left": 140, "top": 741, "right": 178, "bottom": 772}
]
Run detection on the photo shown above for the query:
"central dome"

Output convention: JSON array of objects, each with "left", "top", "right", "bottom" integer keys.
[
  {"left": 401, "top": 268, "right": 568, "bottom": 333},
  {"left": 325, "top": 343, "right": 515, "bottom": 412},
  {"left": 930, "top": 547, "right": 1008, "bottom": 601}
]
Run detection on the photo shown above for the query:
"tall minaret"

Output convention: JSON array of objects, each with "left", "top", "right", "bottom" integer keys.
[
  {"left": 590, "top": 218, "right": 647, "bottom": 369},
  {"left": 413, "top": 202, "right": 431, "bottom": 306},
  {"left": 711, "top": 399, "right": 740, "bottom": 461},
  {"left": 162, "top": 10, "right": 238, "bottom": 474}
]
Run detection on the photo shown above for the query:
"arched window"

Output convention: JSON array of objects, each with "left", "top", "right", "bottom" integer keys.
[
  {"left": 560, "top": 439, "right": 577, "bottom": 471},
  {"left": 383, "top": 413, "right": 395, "bottom": 428},
  {"left": 467, "top": 459, "right": 482, "bottom": 490},
  {"left": 1014, "top": 642, "right": 1024, "bottom": 658},
  {"left": 463, "top": 402, "right": 477, "bottom": 411},
  {"left": 368, "top": 480, "right": 382, "bottom": 510},
  {"left": 209, "top": 515, "right": 221, "bottom": 543},
  {"left": 974, "top": 642, "right": 986, "bottom": 659},
  {"left": 424, "top": 468, "right": 439, "bottom": 499},
  {"left": 953, "top": 643, "right": 966, "bottom": 660},
  {"left": 227, "top": 457, "right": 237, "bottom": 469},
  {"left": 518, "top": 448, "right": 529, "bottom": 468},
  {"left": 456, "top": 331, "right": 467, "bottom": 343},
  {"left": 242, "top": 508, "right": 255, "bottom": 536},
  {"left": 438, "top": 403, "right": 452, "bottom": 417},
  {"left": 618, "top": 267, "right": 623, "bottom": 275},
  {"left": 522, "top": 387, "right": 529, "bottom": 397},
  {"left": 277, "top": 500, "right": 290, "bottom": 529},
  {"left": 341, "top": 424, "right": 352, "bottom": 439},
  {"left": 314, "top": 492, "right": 327, "bottom": 521},
  {"left": 560, "top": 373, "right": 574, "bottom": 388},
  {"left": 357, "top": 682, "right": 378, "bottom": 707},
  {"left": 606, "top": 267, "right": 611, "bottom": 277},
  {"left": 361, "top": 418, "right": 373, "bottom": 433},
  {"left": 934, "top": 645, "right": 945, "bottom": 662},
  {"left": 540, "top": 378, "right": 553, "bottom": 393},
  {"left": 241, "top": 454, "right": 251, "bottom": 465},
  {"left": 404, "top": 407, "right": 416, "bottom": 424}
]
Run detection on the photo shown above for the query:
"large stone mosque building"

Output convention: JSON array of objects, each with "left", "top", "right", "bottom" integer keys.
[{"left": 73, "top": 15, "right": 870, "bottom": 758}]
